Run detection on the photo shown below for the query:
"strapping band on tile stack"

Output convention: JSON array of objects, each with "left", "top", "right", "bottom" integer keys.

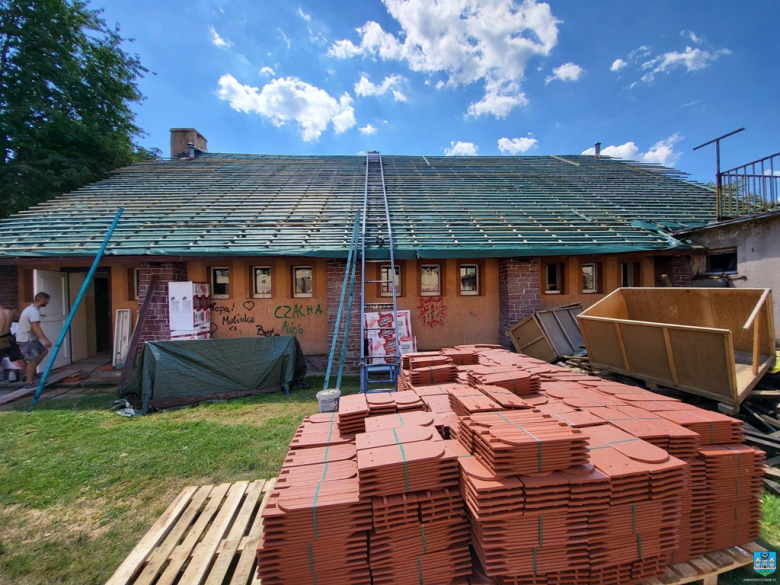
[{"left": 258, "top": 345, "right": 764, "bottom": 584}]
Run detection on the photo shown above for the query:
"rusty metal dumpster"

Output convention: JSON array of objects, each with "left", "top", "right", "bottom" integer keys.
[{"left": 578, "top": 288, "right": 775, "bottom": 407}]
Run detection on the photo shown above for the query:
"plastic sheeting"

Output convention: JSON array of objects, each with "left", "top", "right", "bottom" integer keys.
[{"left": 121, "top": 336, "right": 307, "bottom": 411}]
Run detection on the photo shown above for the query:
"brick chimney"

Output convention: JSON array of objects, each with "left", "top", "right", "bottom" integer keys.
[{"left": 170, "top": 128, "right": 207, "bottom": 158}]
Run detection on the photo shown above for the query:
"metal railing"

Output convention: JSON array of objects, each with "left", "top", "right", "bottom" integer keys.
[{"left": 718, "top": 152, "right": 780, "bottom": 219}]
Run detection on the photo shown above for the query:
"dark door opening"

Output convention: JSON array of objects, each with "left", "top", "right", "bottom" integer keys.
[{"left": 94, "top": 276, "right": 111, "bottom": 353}]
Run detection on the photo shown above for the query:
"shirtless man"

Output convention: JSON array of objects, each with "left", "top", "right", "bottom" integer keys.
[
  {"left": 0, "top": 304, "right": 26, "bottom": 376},
  {"left": 17, "top": 293, "right": 53, "bottom": 386}
]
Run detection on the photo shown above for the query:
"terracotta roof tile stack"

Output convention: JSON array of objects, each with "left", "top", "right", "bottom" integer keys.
[
  {"left": 698, "top": 444, "right": 765, "bottom": 551},
  {"left": 261, "top": 345, "right": 765, "bottom": 584},
  {"left": 466, "top": 366, "right": 541, "bottom": 395},
  {"left": 258, "top": 414, "right": 369, "bottom": 585},
  {"left": 357, "top": 424, "right": 472, "bottom": 585},
  {"left": 441, "top": 347, "right": 481, "bottom": 365},
  {"left": 406, "top": 363, "right": 460, "bottom": 386},
  {"left": 449, "top": 386, "right": 503, "bottom": 417},
  {"left": 459, "top": 411, "right": 590, "bottom": 477},
  {"left": 476, "top": 384, "right": 531, "bottom": 409},
  {"left": 583, "top": 425, "right": 686, "bottom": 584},
  {"left": 402, "top": 351, "right": 444, "bottom": 369},
  {"left": 338, "top": 393, "right": 370, "bottom": 433}
]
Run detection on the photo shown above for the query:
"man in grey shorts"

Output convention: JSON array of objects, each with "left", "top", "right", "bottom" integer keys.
[{"left": 17, "top": 292, "right": 53, "bottom": 387}]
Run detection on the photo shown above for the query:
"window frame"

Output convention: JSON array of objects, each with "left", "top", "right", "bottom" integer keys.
[
  {"left": 133, "top": 267, "right": 141, "bottom": 301},
  {"left": 252, "top": 266, "right": 273, "bottom": 299},
  {"left": 292, "top": 265, "right": 313, "bottom": 298},
  {"left": 420, "top": 264, "right": 442, "bottom": 297},
  {"left": 544, "top": 262, "right": 564, "bottom": 295},
  {"left": 582, "top": 262, "right": 599, "bottom": 294},
  {"left": 703, "top": 248, "right": 738, "bottom": 275},
  {"left": 380, "top": 264, "right": 402, "bottom": 297},
  {"left": 620, "top": 262, "right": 640, "bottom": 288},
  {"left": 459, "top": 264, "right": 480, "bottom": 296},
  {"left": 210, "top": 266, "right": 231, "bottom": 299}
]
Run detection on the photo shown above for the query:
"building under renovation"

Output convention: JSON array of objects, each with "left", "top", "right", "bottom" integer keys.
[{"left": 0, "top": 129, "right": 720, "bottom": 371}]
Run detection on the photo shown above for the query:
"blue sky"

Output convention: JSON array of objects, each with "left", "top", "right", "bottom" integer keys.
[{"left": 100, "top": 0, "right": 779, "bottom": 182}]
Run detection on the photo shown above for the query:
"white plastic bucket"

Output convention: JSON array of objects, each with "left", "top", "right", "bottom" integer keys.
[{"left": 316, "top": 388, "right": 341, "bottom": 413}]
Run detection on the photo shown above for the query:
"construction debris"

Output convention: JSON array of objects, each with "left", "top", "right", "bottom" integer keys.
[{"left": 255, "top": 345, "right": 766, "bottom": 584}]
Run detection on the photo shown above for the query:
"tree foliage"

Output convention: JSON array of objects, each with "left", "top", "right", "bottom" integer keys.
[{"left": 0, "top": 0, "right": 159, "bottom": 218}]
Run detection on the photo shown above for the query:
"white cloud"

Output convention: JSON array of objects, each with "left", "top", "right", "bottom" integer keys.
[
  {"left": 610, "top": 58, "right": 627, "bottom": 72},
  {"left": 328, "top": 0, "right": 560, "bottom": 118},
  {"left": 308, "top": 28, "right": 327, "bottom": 45},
  {"left": 444, "top": 141, "right": 479, "bottom": 156},
  {"left": 639, "top": 46, "right": 730, "bottom": 83},
  {"left": 210, "top": 26, "right": 232, "bottom": 49},
  {"left": 628, "top": 45, "right": 652, "bottom": 60},
  {"left": 498, "top": 136, "right": 538, "bottom": 154},
  {"left": 297, "top": 7, "right": 311, "bottom": 21},
  {"left": 260, "top": 66, "right": 276, "bottom": 76},
  {"left": 354, "top": 74, "right": 407, "bottom": 101},
  {"left": 279, "top": 29, "right": 291, "bottom": 49},
  {"left": 582, "top": 133, "right": 684, "bottom": 166},
  {"left": 467, "top": 79, "right": 527, "bottom": 118},
  {"left": 216, "top": 74, "right": 356, "bottom": 142},
  {"left": 359, "top": 124, "right": 377, "bottom": 135},
  {"left": 545, "top": 62, "right": 584, "bottom": 84},
  {"left": 681, "top": 30, "right": 702, "bottom": 44},
  {"left": 763, "top": 169, "right": 780, "bottom": 177}
]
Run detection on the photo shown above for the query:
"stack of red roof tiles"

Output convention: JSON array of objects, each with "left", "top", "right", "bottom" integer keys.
[{"left": 257, "top": 345, "right": 764, "bottom": 584}]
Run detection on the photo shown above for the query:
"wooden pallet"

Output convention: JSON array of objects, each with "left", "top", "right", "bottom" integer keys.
[
  {"left": 641, "top": 542, "right": 768, "bottom": 585},
  {"left": 106, "top": 478, "right": 276, "bottom": 585}
]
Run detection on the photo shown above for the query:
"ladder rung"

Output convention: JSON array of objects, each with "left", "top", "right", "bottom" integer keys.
[{"left": 365, "top": 280, "right": 394, "bottom": 284}]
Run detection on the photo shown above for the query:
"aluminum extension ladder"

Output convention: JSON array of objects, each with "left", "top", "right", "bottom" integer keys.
[{"left": 359, "top": 151, "right": 401, "bottom": 393}]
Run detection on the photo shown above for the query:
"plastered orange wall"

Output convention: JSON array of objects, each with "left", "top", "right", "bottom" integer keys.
[
  {"left": 538, "top": 255, "right": 655, "bottom": 310},
  {"left": 364, "top": 259, "right": 500, "bottom": 350},
  {"left": 187, "top": 258, "right": 328, "bottom": 354}
]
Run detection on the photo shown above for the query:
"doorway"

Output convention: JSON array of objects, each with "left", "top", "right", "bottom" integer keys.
[{"left": 32, "top": 268, "right": 113, "bottom": 371}]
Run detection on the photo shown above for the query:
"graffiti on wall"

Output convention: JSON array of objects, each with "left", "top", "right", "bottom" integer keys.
[
  {"left": 417, "top": 297, "right": 447, "bottom": 328},
  {"left": 209, "top": 301, "right": 280, "bottom": 337},
  {"left": 273, "top": 303, "right": 323, "bottom": 336}
]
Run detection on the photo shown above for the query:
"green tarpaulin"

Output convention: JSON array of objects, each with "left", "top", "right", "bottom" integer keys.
[{"left": 121, "top": 337, "right": 307, "bottom": 411}]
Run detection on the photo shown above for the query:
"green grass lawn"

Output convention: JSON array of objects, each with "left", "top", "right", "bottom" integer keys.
[{"left": 0, "top": 376, "right": 778, "bottom": 585}]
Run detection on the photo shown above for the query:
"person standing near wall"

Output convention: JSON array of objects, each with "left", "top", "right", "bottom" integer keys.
[
  {"left": 17, "top": 292, "right": 52, "bottom": 387},
  {"left": 0, "top": 304, "right": 26, "bottom": 377}
]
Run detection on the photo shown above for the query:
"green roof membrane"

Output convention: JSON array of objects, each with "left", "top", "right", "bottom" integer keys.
[{"left": 0, "top": 154, "right": 715, "bottom": 259}]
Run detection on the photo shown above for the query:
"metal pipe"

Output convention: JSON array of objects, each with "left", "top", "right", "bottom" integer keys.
[{"left": 31, "top": 208, "right": 124, "bottom": 406}]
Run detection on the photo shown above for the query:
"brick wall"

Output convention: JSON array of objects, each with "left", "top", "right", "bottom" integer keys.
[
  {"left": 326, "top": 259, "right": 362, "bottom": 375},
  {"left": 136, "top": 261, "right": 188, "bottom": 347},
  {"left": 654, "top": 255, "right": 693, "bottom": 287},
  {"left": 0, "top": 265, "right": 19, "bottom": 310},
  {"left": 498, "top": 258, "right": 541, "bottom": 350}
]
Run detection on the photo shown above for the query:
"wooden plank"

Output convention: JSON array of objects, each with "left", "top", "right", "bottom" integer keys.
[
  {"left": 118, "top": 275, "right": 158, "bottom": 390},
  {"left": 662, "top": 327, "right": 679, "bottom": 386},
  {"left": 156, "top": 483, "right": 232, "bottom": 585},
  {"left": 690, "top": 557, "right": 718, "bottom": 575},
  {"left": 133, "top": 485, "right": 214, "bottom": 585},
  {"left": 105, "top": 486, "right": 198, "bottom": 585},
  {"left": 669, "top": 562, "right": 700, "bottom": 580},
  {"left": 703, "top": 550, "right": 735, "bottom": 571},
  {"left": 0, "top": 369, "right": 79, "bottom": 405},
  {"left": 614, "top": 322, "right": 631, "bottom": 371},
  {"left": 752, "top": 313, "right": 760, "bottom": 375},
  {"left": 179, "top": 481, "right": 249, "bottom": 585},
  {"left": 742, "top": 289, "right": 770, "bottom": 330},
  {"left": 205, "top": 480, "right": 265, "bottom": 585},
  {"left": 230, "top": 479, "right": 276, "bottom": 585}
]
